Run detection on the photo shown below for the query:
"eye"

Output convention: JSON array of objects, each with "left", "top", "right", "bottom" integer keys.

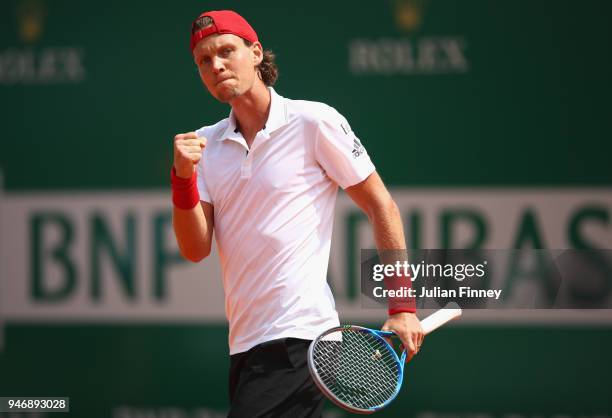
[
  {"left": 220, "top": 47, "right": 233, "bottom": 58},
  {"left": 200, "top": 55, "right": 211, "bottom": 66}
]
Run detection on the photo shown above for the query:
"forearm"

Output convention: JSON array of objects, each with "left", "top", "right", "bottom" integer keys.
[
  {"left": 171, "top": 131, "right": 211, "bottom": 262},
  {"left": 173, "top": 203, "right": 212, "bottom": 262},
  {"left": 375, "top": 200, "right": 422, "bottom": 360},
  {"left": 344, "top": 173, "right": 414, "bottom": 313},
  {"left": 370, "top": 200, "right": 415, "bottom": 312},
  {"left": 368, "top": 198, "right": 406, "bottom": 251}
]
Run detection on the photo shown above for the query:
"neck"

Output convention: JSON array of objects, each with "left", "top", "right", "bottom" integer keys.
[{"left": 230, "top": 81, "right": 271, "bottom": 146}]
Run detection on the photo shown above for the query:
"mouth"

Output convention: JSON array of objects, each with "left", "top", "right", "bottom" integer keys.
[{"left": 216, "top": 77, "right": 234, "bottom": 86}]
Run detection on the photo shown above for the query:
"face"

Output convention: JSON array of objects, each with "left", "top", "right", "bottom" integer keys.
[{"left": 192, "top": 33, "right": 263, "bottom": 103}]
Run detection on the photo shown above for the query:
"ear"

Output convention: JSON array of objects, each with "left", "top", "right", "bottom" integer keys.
[{"left": 251, "top": 41, "right": 264, "bottom": 66}]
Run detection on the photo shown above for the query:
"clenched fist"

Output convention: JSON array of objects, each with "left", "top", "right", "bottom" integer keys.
[{"left": 173, "top": 132, "right": 206, "bottom": 179}]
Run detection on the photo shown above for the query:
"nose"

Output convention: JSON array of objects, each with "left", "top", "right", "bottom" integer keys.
[{"left": 211, "top": 56, "right": 225, "bottom": 74}]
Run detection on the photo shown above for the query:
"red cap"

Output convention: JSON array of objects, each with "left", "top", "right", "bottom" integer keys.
[{"left": 190, "top": 10, "right": 258, "bottom": 52}]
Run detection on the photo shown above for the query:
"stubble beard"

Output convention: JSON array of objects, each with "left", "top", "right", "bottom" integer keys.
[{"left": 216, "top": 85, "right": 241, "bottom": 103}]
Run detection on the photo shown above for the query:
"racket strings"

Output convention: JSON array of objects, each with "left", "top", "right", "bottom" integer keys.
[{"left": 312, "top": 329, "right": 400, "bottom": 410}]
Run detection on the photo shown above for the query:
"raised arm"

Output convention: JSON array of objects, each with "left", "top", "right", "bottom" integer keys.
[{"left": 171, "top": 132, "right": 214, "bottom": 262}]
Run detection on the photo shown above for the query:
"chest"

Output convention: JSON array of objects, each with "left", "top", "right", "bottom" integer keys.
[{"left": 203, "top": 125, "right": 324, "bottom": 205}]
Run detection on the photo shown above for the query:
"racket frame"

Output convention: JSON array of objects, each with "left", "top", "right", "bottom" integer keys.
[
  {"left": 307, "top": 325, "right": 406, "bottom": 414},
  {"left": 308, "top": 304, "right": 462, "bottom": 414}
]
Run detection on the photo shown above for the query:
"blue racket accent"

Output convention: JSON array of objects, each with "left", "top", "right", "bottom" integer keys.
[
  {"left": 307, "top": 326, "right": 407, "bottom": 414},
  {"left": 309, "top": 305, "right": 462, "bottom": 413}
]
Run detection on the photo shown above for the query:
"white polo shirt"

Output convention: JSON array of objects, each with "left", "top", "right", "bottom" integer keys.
[{"left": 195, "top": 88, "right": 375, "bottom": 355}]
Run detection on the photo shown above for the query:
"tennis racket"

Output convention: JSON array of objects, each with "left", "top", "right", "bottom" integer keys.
[{"left": 307, "top": 303, "right": 462, "bottom": 414}]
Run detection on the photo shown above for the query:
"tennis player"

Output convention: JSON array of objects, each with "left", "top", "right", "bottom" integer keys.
[{"left": 171, "top": 10, "right": 424, "bottom": 417}]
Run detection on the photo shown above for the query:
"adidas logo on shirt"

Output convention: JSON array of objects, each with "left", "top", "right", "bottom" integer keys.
[{"left": 352, "top": 138, "right": 364, "bottom": 158}]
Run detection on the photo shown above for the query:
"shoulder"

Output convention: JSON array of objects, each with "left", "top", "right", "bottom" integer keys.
[
  {"left": 194, "top": 118, "right": 229, "bottom": 142},
  {"left": 284, "top": 96, "right": 346, "bottom": 126}
]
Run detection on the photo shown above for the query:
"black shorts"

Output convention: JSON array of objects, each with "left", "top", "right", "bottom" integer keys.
[{"left": 228, "top": 338, "right": 324, "bottom": 418}]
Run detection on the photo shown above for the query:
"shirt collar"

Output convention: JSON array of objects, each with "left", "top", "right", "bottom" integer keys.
[
  {"left": 218, "top": 87, "right": 288, "bottom": 142},
  {"left": 264, "top": 87, "right": 288, "bottom": 134}
]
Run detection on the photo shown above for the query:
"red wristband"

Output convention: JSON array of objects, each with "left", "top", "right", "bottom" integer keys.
[
  {"left": 389, "top": 307, "right": 417, "bottom": 315},
  {"left": 171, "top": 167, "right": 200, "bottom": 210},
  {"left": 385, "top": 272, "right": 417, "bottom": 315}
]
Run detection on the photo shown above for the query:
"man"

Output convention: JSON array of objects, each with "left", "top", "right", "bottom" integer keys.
[{"left": 171, "top": 10, "right": 424, "bottom": 417}]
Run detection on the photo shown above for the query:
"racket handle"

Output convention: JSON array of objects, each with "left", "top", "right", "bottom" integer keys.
[{"left": 420, "top": 302, "right": 462, "bottom": 335}]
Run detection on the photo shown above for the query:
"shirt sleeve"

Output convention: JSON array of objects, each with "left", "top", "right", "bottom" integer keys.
[
  {"left": 195, "top": 128, "right": 212, "bottom": 204},
  {"left": 314, "top": 106, "right": 376, "bottom": 189}
]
